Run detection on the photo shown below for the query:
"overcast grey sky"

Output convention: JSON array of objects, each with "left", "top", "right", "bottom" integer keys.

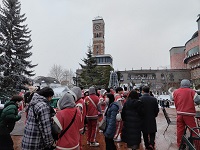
[{"left": 2, "top": 0, "right": 200, "bottom": 77}]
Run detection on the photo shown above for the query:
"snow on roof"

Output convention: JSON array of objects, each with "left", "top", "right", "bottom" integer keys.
[{"left": 94, "top": 16, "right": 103, "bottom": 20}]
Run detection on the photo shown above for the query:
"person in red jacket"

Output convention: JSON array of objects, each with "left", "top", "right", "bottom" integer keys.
[
  {"left": 172, "top": 79, "right": 200, "bottom": 148},
  {"left": 84, "top": 86, "right": 101, "bottom": 147},
  {"left": 71, "top": 86, "right": 87, "bottom": 150},
  {"left": 114, "top": 87, "right": 124, "bottom": 142},
  {"left": 53, "top": 92, "right": 81, "bottom": 150},
  {"left": 99, "top": 89, "right": 107, "bottom": 114},
  {"left": 98, "top": 89, "right": 107, "bottom": 132}
]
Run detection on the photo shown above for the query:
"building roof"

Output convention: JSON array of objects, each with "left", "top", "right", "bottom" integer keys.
[
  {"left": 94, "top": 54, "right": 113, "bottom": 59},
  {"left": 185, "top": 31, "right": 198, "bottom": 46},
  {"left": 93, "top": 16, "right": 103, "bottom": 20},
  {"left": 191, "top": 31, "right": 198, "bottom": 39},
  {"left": 169, "top": 46, "right": 185, "bottom": 52},
  {"left": 34, "top": 76, "right": 60, "bottom": 84}
]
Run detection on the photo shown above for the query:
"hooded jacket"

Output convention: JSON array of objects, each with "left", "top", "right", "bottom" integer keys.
[
  {"left": 99, "top": 89, "right": 107, "bottom": 112},
  {"left": 173, "top": 79, "right": 200, "bottom": 116},
  {"left": 84, "top": 86, "right": 101, "bottom": 119},
  {"left": 22, "top": 93, "right": 54, "bottom": 150},
  {"left": 0, "top": 101, "right": 21, "bottom": 135},
  {"left": 53, "top": 93, "right": 81, "bottom": 150},
  {"left": 71, "top": 86, "right": 86, "bottom": 132},
  {"left": 85, "top": 94, "right": 101, "bottom": 119},
  {"left": 114, "top": 93, "right": 125, "bottom": 111}
]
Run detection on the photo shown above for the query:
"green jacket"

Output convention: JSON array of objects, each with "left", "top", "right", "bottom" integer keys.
[{"left": 0, "top": 101, "right": 21, "bottom": 135}]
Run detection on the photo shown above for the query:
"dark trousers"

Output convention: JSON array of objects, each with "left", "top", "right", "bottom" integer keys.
[
  {"left": 142, "top": 132, "right": 156, "bottom": 148},
  {"left": 0, "top": 134, "right": 14, "bottom": 150},
  {"left": 105, "top": 136, "right": 117, "bottom": 150}
]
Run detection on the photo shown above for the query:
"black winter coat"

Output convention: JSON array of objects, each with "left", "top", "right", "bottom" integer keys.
[
  {"left": 121, "top": 98, "right": 143, "bottom": 146},
  {"left": 140, "top": 93, "right": 159, "bottom": 133},
  {"left": 103, "top": 102, "right": 119, "bottom": 139}
]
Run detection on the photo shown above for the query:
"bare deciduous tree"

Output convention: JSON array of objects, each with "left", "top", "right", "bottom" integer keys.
[
  {"left": 48, "top": 64, "right": 74, "bottom": 86},
  {"left": 48, "top": 64, "right": 64, "bottom": 83},
  {"left": 63, "top": 69, "right": 74, "bottom": 85}
]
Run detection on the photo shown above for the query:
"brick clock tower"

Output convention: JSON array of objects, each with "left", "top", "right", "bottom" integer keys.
[
  {"left": 91, "top": 16, "right": 113, "bottom": 67},
  {"left": 92, "top": 16, "right": 105, "bottom": 55}
]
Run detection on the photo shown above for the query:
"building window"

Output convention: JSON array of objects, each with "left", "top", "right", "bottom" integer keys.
[
  {"left": 128, "top": 74, "right": 131, "bottom": 80},
  {"left": 187, "top": 46, "right": 199, "bottom": 56},
  {"left": 152, "top": 74, "right": 156, "bottom": 80},
  {"left": 169, "top": 73, "right": 174, "bottom": 81},
  {"left": 120, "top": 74, "right": 124, "bottom": 81},
  {"left": 161, "top": 73, "right": 165, "bottom": 80},
  {"left": 96, "top": 58, "right": 99, "bottom": 63},
  {"left": 100, "top": 57, "right": 103, "bottom": 63}
]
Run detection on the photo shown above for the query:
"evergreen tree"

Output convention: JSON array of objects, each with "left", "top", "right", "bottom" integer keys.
[
  {"left": 79, "top": 46, "right": 97, "bottom": 88},
  {"left": 79, "top": 45, "right": 113, "bottom": 88},
  {"left": 95, "top": 65, "right": 113, "bottom": 88},
  {"left": 0, "top": 0, "right": 36, "bottom": 96}
]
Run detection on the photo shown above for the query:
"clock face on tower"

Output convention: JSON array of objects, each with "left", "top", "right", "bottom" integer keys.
[{"left": 94, "top": 24, "right": 101, "bottom": 30}]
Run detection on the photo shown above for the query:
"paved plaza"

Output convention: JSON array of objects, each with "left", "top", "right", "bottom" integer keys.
[{"left": 12, "top": 108, "right": 178, "bottom": 150}]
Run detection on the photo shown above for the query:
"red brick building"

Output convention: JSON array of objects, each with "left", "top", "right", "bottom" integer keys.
[
  {"left": 170, "top": 15, "right": 200, "bottom": 88},
  {"left": 170, "top": 46, "right": 186, "bottom": 69}
]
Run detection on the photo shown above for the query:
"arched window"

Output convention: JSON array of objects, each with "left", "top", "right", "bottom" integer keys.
[
  {"left": 169, "top": 73, "right": 174, "bottom": 81},
  {"left": 161, "top": 73, "right": 165, "bottom": 80}
]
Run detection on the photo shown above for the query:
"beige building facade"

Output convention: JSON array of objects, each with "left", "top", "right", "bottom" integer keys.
[{"left": 119, "top": 69, "right": 191, "bottom": 93}]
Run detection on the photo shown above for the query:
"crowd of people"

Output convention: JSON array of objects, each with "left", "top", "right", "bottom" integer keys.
[{"left": 0, "top": 79, "right": 200, "bottom": 150}]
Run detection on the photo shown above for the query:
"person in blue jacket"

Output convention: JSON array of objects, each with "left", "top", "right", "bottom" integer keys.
[{"left": 103, "top": 93, "right": 119, "bottom": 150}]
